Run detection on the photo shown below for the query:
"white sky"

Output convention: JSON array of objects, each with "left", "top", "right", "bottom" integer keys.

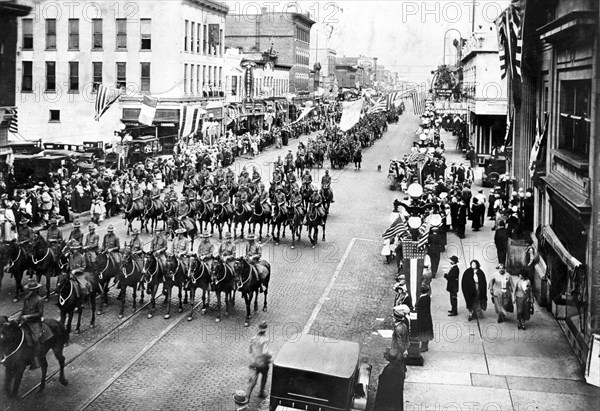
[{"left": 224, "top": 0, "right": 510, "bottom": 83}]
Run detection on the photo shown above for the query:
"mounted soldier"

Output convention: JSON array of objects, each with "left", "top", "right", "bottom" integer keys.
[
  {"left": 274, "top": 155, "right": 283, "bottom": 170},
  {"left": 67, "top": 220, "right": 83, "bottom": 251},
  {"left": 196, "top": 231, "right": 215, "bottom": 274},
  {"left": 217, "top": 185, "right": 234, "bottom": 215},
  {"left": 17, "top": 218, "right": 34, "bottom": 255},
  {"left": 17, "top": 278, "right": 52, "bottom": 370},
  {"left": 308, "top": 188, "right": 325, "bottom": 219},
  {"left": 68, "top": 241, "right": 86, "bottom": 276},
  {"left": 301, "top": 169, "right": 312, "bottom": 191},
  {"left": 149, "top": 227, "right": 168, "bottom": 274},
  {"left": 238, "top": 185, "right": 253, "bottom": 213},
  {"left": 149, "top": 181, "right": 162, "bottom": 201},
  {"left": 128, "top": 229, "right": 144, "bottom": 269},
  {"left": 171, "top": 228, "right": 190, "bottom": 271},
  {"left": 165, "top": 186, "right": 178, "bottom": 204},
  {"left": 225, "top": 167, "right": 236, "bottom": 185},
  {"left": 245, "top": 234, "right": 268, "bottom": 288},
  {"left": 274, "top": 186, "right": 288, "bottom": 216},
  {"left": 284, "top": 150, "right": 294, "bottom": 170},
  {"left": 320, "top": 170, "right": 335, "bottom": 203},
  {"left": 255, "top": 183, "right": 271, "bottom": 217},
  {"left": 101, "top": 224, "right": 121, "bottom": 266},
  {"left": 201, "top": 183, "right": 214, "bottom": 214},
  {"left": 214, "top": 163, "right": 225, "bottom": 186},
  {"left": 46, "top": 218, "right": 64, "bottom": 259},
  {"left": 290, "top": 187, "right": 304, "bottom": 216},
  {"left": 272, "top": 167, "right": 284, "bottom": 185},
  {"left": 131, "top": 182, "right": 144, "bottom": 209},
  {"left": 83, "top": 223, "right": 100, "bottom": 269},
  {"left": 217, "top": 232, "right": 237, "bottom": 282}
]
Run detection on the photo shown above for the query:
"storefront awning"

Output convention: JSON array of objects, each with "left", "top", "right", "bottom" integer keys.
[{"left": 541, "top": 225, "right": 582, "bottom": 273}]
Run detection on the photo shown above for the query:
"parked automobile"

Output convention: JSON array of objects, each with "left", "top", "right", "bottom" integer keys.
[
  {"left": 482, "top": 157, "right": 507, "bottom": 187},
  {"left": 269, "top": 334, "right": 371, "bottom": 411},
  {"left": 13, "top": 154, "right": 69, "bottom": 188}
]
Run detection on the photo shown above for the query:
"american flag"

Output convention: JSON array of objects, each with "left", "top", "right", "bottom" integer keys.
[
  {"left": 6, "top": 108, "right": 18, "bottom": 133},
  {"left": 406, "top": 152, "right": 428, "bottom": 164},
  {"left": 495, "top": 3, "right": 524, "bottom": 82},
  {"left": 417, "top": 223, "right": 430, "bottom": 249},
  {"left": 382, "top": 216, "right": 410, "bottom": 240},
  {"left": 411, "top": 90, "right": 426, "bottom": 115},
  {"left": 386, "top": 91, "right": 399, "bottom": 110},
  {"left": 94, "top": 84, "right": 121, "bottom": 121},
  {"left": 369, "top": 99, "right": 387, "bottom": 114}
]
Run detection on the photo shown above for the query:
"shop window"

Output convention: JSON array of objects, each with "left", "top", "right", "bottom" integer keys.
[
  {"left": 46, "top": 19, "right": 56, "bottom": 50},
  {"left": 184, "top": 20, "right": 188, "bottom": 52},
  {"left": 141, "top": 19, "right": 151, "bottom": 50},
  {"left": 22, "top": 19, "right": 33, "bottom": 49},
  {"left": 92, "top": 19, "right": 103, "bottom": 49},
  {"left": 49, "top": 110, "right": 60, "bottom": 122},
  {"left": 46, "top": 62, "right": 56, "bottom": 91},
  {"left": 558, "top": 80, "right": 590, "bottom": 159}
]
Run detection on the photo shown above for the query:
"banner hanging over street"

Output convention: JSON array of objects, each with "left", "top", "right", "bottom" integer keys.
[{"left": 339, "top": 98, "right": 364, "bottom": 131}]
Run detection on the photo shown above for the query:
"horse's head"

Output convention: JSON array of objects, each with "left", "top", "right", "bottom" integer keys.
[
  {"left": 32, "top": 233, "right": 46, "bottom": 250},
  {"left": 55, "top": 272, "right": 70, "bottom": 293},
  {"left": 0, "top": 318, "right": 21, "bottom": 354}
]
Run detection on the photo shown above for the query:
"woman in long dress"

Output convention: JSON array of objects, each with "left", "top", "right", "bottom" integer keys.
[
  {"left": 514, "top": 271, "right": 533, "bottom": 330},
  {"left": 489, "top": 264, "right": 513, "bottom": 323},
  {"left": 416, "top": 285, "right": 434, "bottom": 352},
  {"left": 461, "top": 259, "right": 487, "bottom": 321}
]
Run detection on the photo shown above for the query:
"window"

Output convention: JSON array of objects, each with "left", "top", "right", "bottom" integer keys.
[
  {"left": 218, "top": 67, "right": 222, "bottom": 89},
  {"left": 92, "top": 19, "right": 103, "bottom": 49},
  {"left": 232, "top": 75, "right": 238, "bottom": 96},
  {"left": 116, "top": 62, "right": 126, "bottom": 89},
  {"left": 190, "top": 22, "right": 195, "bottom": 53},
  {"left": 69, "top": 19, "right": 79, "bottom": 49},
  {"left": 46, "top": 19, "right": 56, "bottom": 49},
  {"left": 92, "top": 62, "right": 102, "bottom": 91},
  {"left": 184, "top": 63, "right": 188, "bottom": 94},
  {"left": 203, "top": 24, "right": 207, "bottom": 54},
  {"left": 69, "top": 62, "right": 79, "bottom": 92},
  {"left": 116, "top": 19, "right": 127, "bottom": 50},
  {"left": 49, "top": 110, "right": 60, "bottom": 122},
  {"left": 196, "top": 24, "right": 201, "bottom": 53},
  {"left": 46, "top": 62, "right": 56, "bottom": 91},
  {"left": 184, "top": 20, "right": 188, "bottom": 52},
  {"left": 140, "top": 62, "right": 150, "bottom": 92},
  {"left": 22, "top": 19, "right": 33, "bottom": 49},
  {"left": 558, "top": 80, "right": 591, "bottom": 158},
  {"left": 219, "top": 29, "right": 223, "bottom": 56},
  {"left": 22, "top": 61, "right": 32, "bottom": 91},
  {"left": 190, "top": 64, "right": 194, "bottom": 94},
  {"left": 196, "top": 65, "right": 201, "bottom": 94},
  {"left": 140, "top": 19, "right": 151, "bottom": 50}
]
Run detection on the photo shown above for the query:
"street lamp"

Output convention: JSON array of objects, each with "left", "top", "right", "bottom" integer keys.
[{"left": 443, "top": 28, "right": 463, "bottom": 66}]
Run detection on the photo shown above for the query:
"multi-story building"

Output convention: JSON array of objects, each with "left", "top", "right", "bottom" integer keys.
[
  {"left": 500, "top": 0, "right": 599, "bottom": 367},
  {"left": 225, "top": 7, "right": 314, "bottom": 94},
  {"left": 15, "top": 0, "right": 228, "bottom": 148},
  {"left": 461, "top": 24, "right": 508, "bottom": 156}
]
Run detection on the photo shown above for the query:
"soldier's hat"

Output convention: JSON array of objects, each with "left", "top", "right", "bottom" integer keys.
[
  {"left": 175, "top": 228, "right": 186, "bottom": 234},
  {"left": 50, "top": 218, "right": 58, "bottom": 225},
  {"left": 131, "top": 228, "right": 140, "bottom": 236},
  {"left": 27, "top": 278, "right": 42, "bottom": 290},
  {"left": 20, "top": 218, "right": 30, "bottom": 224},
  {"left": 202, "top": 231, "right": 211, "bottom": 238},
  {"left": 246, "top": 233, "right": 255, "bottom": 240},
  {"left": 107, "top": 225, "right": 115, "bottom": 232},
  {"left": 223, "top": 232, "right": 232, "bottom": 240},
  {"left": 154, "top": 227, "right": 164, "bottom": 232},
  {"left": 88, "top": 223, "right": 96, "bottom": 230},
  {"left": 73, "top": 220, "right": 81, "bottom": 228},
  {"left": 258, "top": 321, "right": 268, "bottom": 330},
  {"left": 70, "top": 241, "right": 82, "bottom": 249}
]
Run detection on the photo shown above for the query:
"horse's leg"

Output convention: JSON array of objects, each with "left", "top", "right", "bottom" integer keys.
[
  {"left": 263, "top": 282, "right": 268, "bottom": 312},
  {"left": 258, "top": 223, "right": 263, "bottom": 242},
  {"left": 66, "top": 311, "right": 74, "bottom": 345},
  {"left": 53, "top": 346, "right": 69, "bottom": 386},
  {"left": 44, "top": 272, "right": 51, "bottom": 301},
  {"left": 148, "top": 283, "right": 156, "bottom": 319},
  {"left": 75, "top": 301, "right": 83, "bottom": 334},
  {"left": 183, "top": 285, "right": 189, "bottom": 305},
  {"left": 90, "top": 292, "right": 96, "bottom": 327},
  {"left": 215, "top": 290, "right": 222, "bottom": 322},
  {"left": 118, "top": 286, "right": 126, "bottom": 319},
  {"left": 132, "top": 285, "right": 137, "bottom": 312},
  {"left": 164, "top": 285, "right": 172, "bottom": 319},
  {"left": 188, "top": 287, "right": 195, "bottom": 321},
  {"left": 177, "top": 285, "right": 183, "bottom": 313},
  {"left": 322, "top": 222, "right": 326, "bottom": 241},
  {"left": 243, "top": 292, "right": 251, "bottom": 327},
  {"left": 11, "top": 367, "right": 25, "bottom": 398},
  {"left": 254, "top": 289, "right": 259, "bottom": 312}
]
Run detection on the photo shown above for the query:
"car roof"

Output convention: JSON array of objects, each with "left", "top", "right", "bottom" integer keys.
[{"left": 274, "top": 334, "right": 360, "bottom": 378}]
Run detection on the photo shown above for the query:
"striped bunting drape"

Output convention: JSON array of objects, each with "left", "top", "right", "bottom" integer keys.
[{"left": 94, "top": 84, "right": 121, "bottom": 121}]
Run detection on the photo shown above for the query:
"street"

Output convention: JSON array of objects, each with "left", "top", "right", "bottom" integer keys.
[{"left": 1, "top": 107, "right": 598, "bottom": 411}]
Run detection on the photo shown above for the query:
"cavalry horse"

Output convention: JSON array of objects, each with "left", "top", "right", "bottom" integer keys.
[
  {"left": 271, "top": 203, "right": 288, "bottom": 245},
  {"left": 141, "top": 252, "right": 166, "bottom": 319},
  {"left": 55, "top": 271, "right": 97, "bottom": 344},
  {"left": 0, "top": 316, "right": 68, "bottom": 398},
  {"left": 195, "top": 200, "right": 214, "bottom": 235},
  {"left": 142, "top": 195, "right": 164, "bottom": 234},
  {"left": 237, "top": 258, "right": 270, "bottom": 327},
  {"left": 232, "top": 200, "right": 252, "bottom": 239},
  {"left": 94, "top": 251, "right": 120, "bottom": 315},
  {"left": 167, "top": 216, "right": 198, "bottom": 249},
  {"left": 289, "top": 206, "right": 304, "bottom": 249},
  {"left": 186, "top": 256, "right": 213, "bottom": 321},
  {"left": 321, "top": 185, "right": 334, "bottom": 215},
  {"left": 164, "top": 255, "right": 189, "bottom": 319},
  {"left": 120, "top": 193, "right": 145, "bottom": 235},
  {"left": 210, "top": 259, "right": 236, "bottom": 322},
  {"left": 250, "top": 201, "right": 270, "bottom": 242},
  {"left": 4, "top": 241, "right": 30, "bottom": 302},
  {"left": 295, "top": 155, "right": 305, "bottom": 177},
  {"left": 314, "top": 147, "right": 325, "bottom": 168},
  {"left": 30, "top": 235, "right": 58, "bottom": 300},
  {"left": 305, "top": 205, "right": 327, "bottom": 248},
  {"left": 117, "top": 251, "right": 145, "bottom": 319},
  {"left": 305, "top": 151, "right": 315, "bottom": 170},
  {"left": 211, "top": 203, "right": 233, "bottom": 240}
]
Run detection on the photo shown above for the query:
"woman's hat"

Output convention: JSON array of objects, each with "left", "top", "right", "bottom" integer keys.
[
  {"left": 88, "top": 223, "right": 96, "bottom": 230},
  {"left": 393, "top": 305, "right": 411, "bottom": 318},
  {"left": 27, "top": 278, "right": 42, "bottom": 290},
  {"left": 232, "top": 390, "right": 249, "bottom": 405},
  {"left": 223, "top": 232, "right": 232, "bottom": 240},
  {"left": 450, "top": 255, "right": 459, "bottom": 264},
  {"left": 73, "top": 220, "right": 81, "bottom": 228},
  {"left": 175, "top": 228, "right": 186, "bottom": 234},
  {"left": 107, "top": 225, "right": 115, "bottom": 232}
]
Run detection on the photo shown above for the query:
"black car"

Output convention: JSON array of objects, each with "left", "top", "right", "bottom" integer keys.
[{"left": 482, "top": 157, "right": 507, "bottom": 187}]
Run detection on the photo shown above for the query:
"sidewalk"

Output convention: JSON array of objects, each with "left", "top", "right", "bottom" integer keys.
[{"left": 401, "top": 130, "right": 599, "bottom": 410}]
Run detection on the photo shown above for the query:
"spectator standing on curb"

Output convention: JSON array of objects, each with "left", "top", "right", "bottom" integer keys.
[
  {"left": 444, "top": 255, "right": 460, "bottom": 316},
  {"left": 415, "top": 285, "right": 433, "bottom": 352},
  {"left": 494, "top": 221, "right": 509, "bottom": 266},
  {"left": 373, "top": 349, "right": 405, "bottom": 411},
  {"left": 246, "top": 321, "right": 272, "bottom": 400},
  {"left": 427, "top": 228, "right": 443, "bottom": 278}
]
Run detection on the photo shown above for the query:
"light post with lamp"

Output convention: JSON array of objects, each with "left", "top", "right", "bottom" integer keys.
[{"left": 443, "top": 28, "right": 464, "bottom": 66}]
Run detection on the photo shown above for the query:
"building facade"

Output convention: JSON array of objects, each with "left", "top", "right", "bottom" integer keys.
[
  {"left": 461, "top": 24, "right": 508, "bottom": 157},
  {"left": 225, "top": 8, "right": 314, "bottom": 94},
  {"left": 15, "top": 0, "right": 228, "bottom": 147}
]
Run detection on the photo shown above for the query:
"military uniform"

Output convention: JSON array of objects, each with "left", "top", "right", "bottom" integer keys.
[
  {"left": 20, "top": 290, "right": 48, "bottom": 369},
  {"left": 172, "top": 235, "right": 190, "bottom": 257},
  {"left": 197, "top": 239, "right": 215, "bottom": 260},
  {"left": 256, "top": 189, "right": 271, "bottom": 215},
  {"left": 274, "top": 190, "right": 288, "bottom": 215},
  {"left": 69, "top": 251, "right": 86, "bottom": 275},
  {"left": 102, "top": 232, "right": 121, "bottom": 264},
  {"left": 291, "top": 192, "right": 304, "bottom": 215},
  {"left": 225, "top": 169, "right": 235, "bottom": 185},
  {"left": 150, "top": 185, "right": 162, "bottom": 200},
  {"left": 150, "top": 233, "right": 168, "bottom": 273},
  {"left": 309, "top": 192, "right": 325, "bottom": 218},
  {"left": 129, "top": 236, "right": 144, "bottom": 267},
  {"left": 83, "top": 231, "right": 100, "bottom": 266},
  {"left": 46, "top": 225, "right": 63, "bottom": 257},
  {"left": 251, "top": 170, "right": 261, "bottom": 185},
  {"left": 217, "top": 190, "right": 233, "bottom": 214}
]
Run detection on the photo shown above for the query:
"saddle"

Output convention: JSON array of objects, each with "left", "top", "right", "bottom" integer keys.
[
  {"left": 71, "top": 273, "right": 93, "bottom": 298},
  {"left": 181, "top": 217, "right": 196, "bottom": 232},
  {"left": 23, "top": 321, "right": 54, "bottom": 346},
  {"left": 249, "top": 260, "right": 269, "bottom": 282}
]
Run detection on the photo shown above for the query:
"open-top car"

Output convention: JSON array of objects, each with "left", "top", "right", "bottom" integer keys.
[{"left": 269, "top": 334, "right": 371, "bottom": 411}]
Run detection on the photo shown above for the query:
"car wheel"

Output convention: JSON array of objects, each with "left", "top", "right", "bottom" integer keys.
[{"left": 488, "top": 172, "right": 500, "bottom": 186}]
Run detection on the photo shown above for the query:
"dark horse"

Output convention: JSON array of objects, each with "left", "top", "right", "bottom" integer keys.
[
  {"left": 211, "top": 203, "right": 233, "bottom": 240},
  {"left": 30, "top": 235, "right": 58, "bottom": 300},
  {"left": 117, "top": 252, "right": 145, "bottom": 319},
  {"left": 186, "top": 256, "right": 213, "bottom": 321},
  {"left": 142, "top": 195, "right": 164, "bottom": 234},
  {"left": 55, "top": 271, "right": 97, "bottom": 344},
  {"left": 0, "top": 316, "right": 68, "bottom": 398},
  {"left": 289, "top": 206, "right": 304, "bottom": 249},
  {"left": 270, "top": 203, "right": 288, "bottom": 245},
  {"left": 305, "top": 206, "right": 327, "bottom": 248},
  {"left": 164, "top": 255, "right": 189, "bottom": 319},
  {"left": 93, "top": 252, "right": 120, "bottom": 315},
  {"left": 232, "top": 200, "right": 252, "bottom": 239},
  {"left": 250, "top": 201, "right": 270, "bottom": 242},
  {"left": 210, "top": 259, "right": 236, "bottom": 322},
  {"left": 4, "top": 241, "right": 30, "bottom": 302},
  {"left": 141, "top": 253, "right": 165, "bottom": 319},
  {"left": 196, "top": 200, "right": 214, "bottom": 234},
  {"left": 237, "top": 258, "right": 270, "bottom": 327},
  {"left": 120, "top": 193, "right": 145, "bottom": 235}
]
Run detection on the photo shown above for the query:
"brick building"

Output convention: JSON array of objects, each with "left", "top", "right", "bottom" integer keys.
[{"left": 225, "top": 8, "right": 314, "bottom": 94}]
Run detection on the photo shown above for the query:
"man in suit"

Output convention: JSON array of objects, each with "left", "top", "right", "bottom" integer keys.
[
  {"left": 427, "top": 228, "right": 444, "bottom": 278},
  {"left": 494, "top": 220, "right": 509, "bottom": 266},
  {"left": 373, "top": 349, "right": 405, "bottom": 411},
  {"left": 444, "top": 255, "right": 460, "bottom": 316}
]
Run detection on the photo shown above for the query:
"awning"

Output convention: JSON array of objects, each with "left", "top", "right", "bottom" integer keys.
[
  {"left": 541, "top": 173, "right": 591, "bottom": 215},
  {"left": 541, "top": 225, "right": 582, "bottom": 273}
]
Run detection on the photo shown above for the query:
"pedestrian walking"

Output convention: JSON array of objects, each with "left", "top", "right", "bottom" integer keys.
[
  {"left": 489, "top": 264, "right": 513, "bottom": 323},
  {"left": 246, "top": 321, "right": 272, "bottom": 399},
  {"left": 444, "top": 255, "right": 459, "bottom": 316},
  {"left": 373, "top": 349, "right": 405, "bottom": 411},
  {"left": 514, "top": 271, "right": 533, "bottom": 330},
  {"left": 461, "top": 259, "right": 487, "bottom": 321},
  {"left": 494, "top": 220, "right": 509, "bottom": 266},
  {"left": 415, "top": 285, "right": 433, "bottom": 352},
  {"left": 471, "top": 197, "right": 484, "bottom": 231}
]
